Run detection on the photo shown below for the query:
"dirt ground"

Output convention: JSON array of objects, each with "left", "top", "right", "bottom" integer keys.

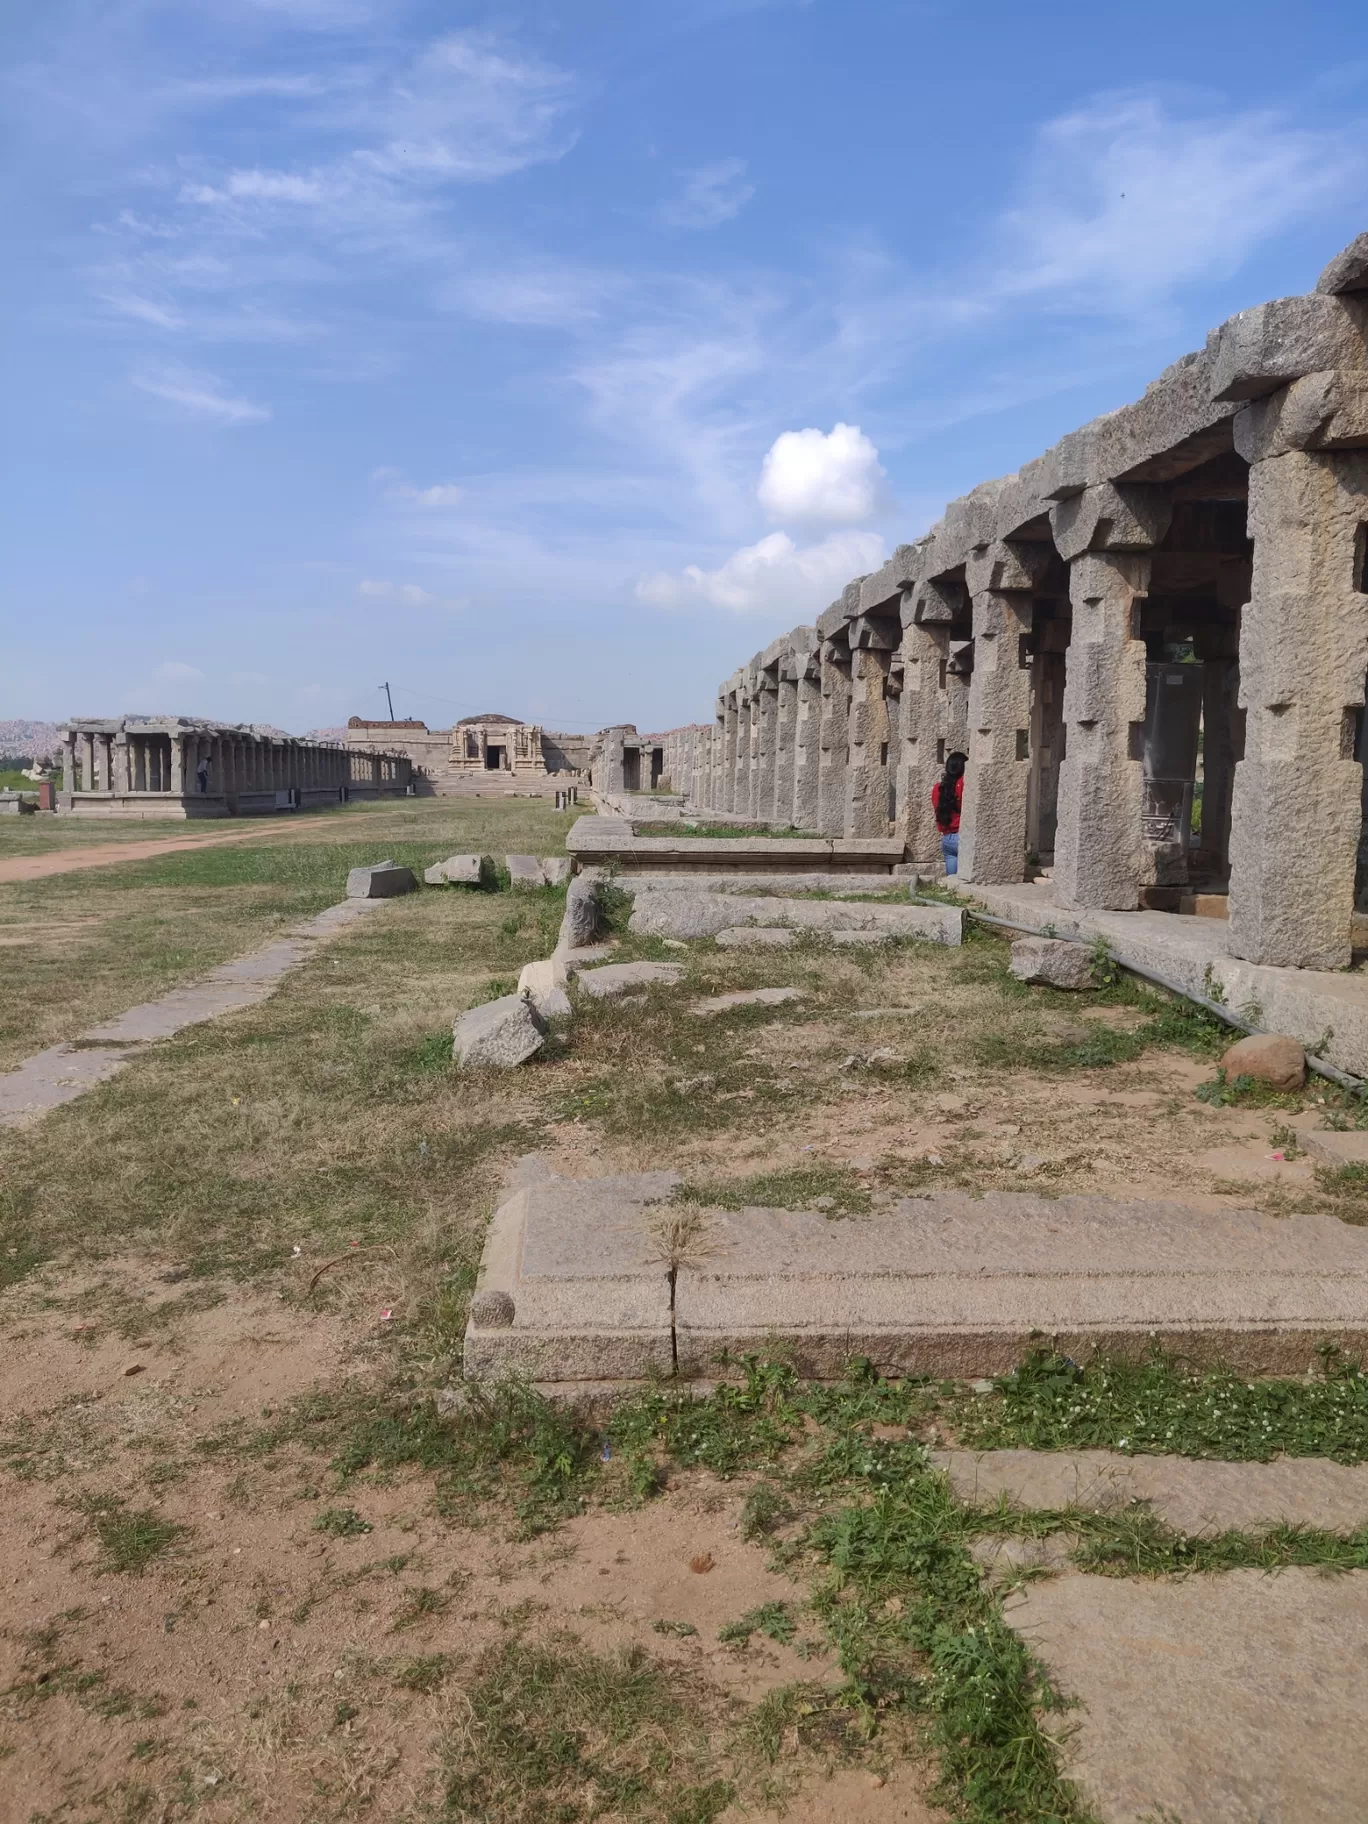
[{"left": 3, "top": 798, "right": 1366, "bottom": 1822}]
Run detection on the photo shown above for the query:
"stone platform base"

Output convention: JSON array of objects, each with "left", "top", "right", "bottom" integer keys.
[{"left": 464, "top": 1172, "right": 1368, "bottom": 1385}]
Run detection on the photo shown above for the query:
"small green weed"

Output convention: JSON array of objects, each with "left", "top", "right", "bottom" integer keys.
[
  {"left": 312, "top": 1506, "right": 372, "bottom": 1537},
  {"left": 651, "top": 1619, "right": 698, "bottom": 1638},
  {"left": 673, "top": 1166, "right": 870, "bottom": 1218},
  {"left": 395, "top": 1653, "right": 456, "bottom": 1692},
  {"left": 718, "top": 1602, "right": 797, "bottom": 1647},
  {"left": 740, "top": 1481, "right": 793, "bottom": 1541}
]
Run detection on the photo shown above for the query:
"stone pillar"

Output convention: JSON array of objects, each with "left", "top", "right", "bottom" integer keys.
[
  {"left": 958, "top": 543, "right": 1045, "bottom": 886},
  {"left": 720, "top": 694, "right": 737, "bottom": 812},
  {"left": 170, "top": 735, "right": 184, "bottom": 796},
  {"left": 894, "top": 601, "right": 955, "bottom": 863},
  {"left": 775, "top": 662, "right": 798, "bottom": 828},
  {"left": 81, "top": 732, "right": 96, "bottom": 793},
  {"left": 1227, "top": 449, "right": 1368, "bottom": 968},
  {"left": 755, "top": 672, "right": 779, "bottom": 821},
  {"left": 817, "top": 639, "right": 851, "bottom": 837},
  {"left": 736, "top": 682, "right": 755, "bottom": 818},
  {"left": 1049, "top": 487, "right": 1170, "bottom": 909},
  {"left": 793, "top": 654, "right": 821, "bottom": 831},
  {"left": 62, "top": 734, "right": 75, "bottom": 796},
  {"left": 845, "top": 635, "right": 894, "bottom": 837}
]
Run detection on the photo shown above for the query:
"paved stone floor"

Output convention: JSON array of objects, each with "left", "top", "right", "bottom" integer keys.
[{"left": 0, "top": 897, "right": 387, "bottom": 1126}]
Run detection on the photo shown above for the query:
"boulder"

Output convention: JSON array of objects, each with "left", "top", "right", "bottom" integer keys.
[
  {"left": 434, "top": 853, "right": 493, "bottom": 887},
  {"left": 1220, "top": 1032, "right": 1306, "bottom": 1092},
  {"left": 1008, "top": 936, "right": 1096, "bottom": 990},
  {"left": 558, "top": 875, "right": 603, "bottom": 949},
  {"left": 576, "top": 961, "right": 685, "bottom": 1000},
  {"left": 346, "top": 861, "right": 417, "bottom": 899},
  {"left": 541, "top": 857, "right": 572, "bottom": 886},
  {"left": 517, "top": 957, "right": 572, "bottom": 1019},
  {"left": 453, "top": 995, "right": 547, "bottom": 1068},
  {"left": 506, "top": 854, "right": 546, "bottom": 890}
]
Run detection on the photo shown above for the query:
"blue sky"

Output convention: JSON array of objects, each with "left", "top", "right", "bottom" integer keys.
[{"left": 6, "top": 1, "right": 1368, "bottom": 735}]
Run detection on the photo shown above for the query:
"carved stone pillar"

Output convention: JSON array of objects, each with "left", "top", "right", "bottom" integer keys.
[
  {"left": 817, "top": 638, "right": 851, "bottom": 838},
  {"left": 1227, "top": 447, "right": 1368, "bottom": 967},
  {"left": 1050, "top": 485, "right": 1171, "bottom": 909},
  {"left": 894, "top": 578, "right": 962, "bottom": 863},
  {"left": 755, "top": 669, "right": 779, "bottom": 821},
  {"left": 958, "top": 543, "right": 1045, "bottom": 886},
  {"left": 775, "top": 662, "right": 798, "bottom": 826},
  {"left": 845, "top": 630, "right": 894, "bottom": 837}
]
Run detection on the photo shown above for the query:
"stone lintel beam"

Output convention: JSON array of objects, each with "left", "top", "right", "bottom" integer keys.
[
  {"left": 964, "top": 539, "right": 1053, "bottom": 597},
  {"left": 858, "top": 542, "right": 925, "bottom": 614},
  {"left": 1210, "top": 293, "right": 1366, "bottom": 403},
  {"left": 1050, "top": 483, "right": 1174, "bottom": 562},
  {"left": 849, "top": 611, "right": 900, "bottom": 650}
]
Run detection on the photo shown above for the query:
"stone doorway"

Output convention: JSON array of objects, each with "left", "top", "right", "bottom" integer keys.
[{"left": 484, "top": 745, "right": 505, "bottom": 771}]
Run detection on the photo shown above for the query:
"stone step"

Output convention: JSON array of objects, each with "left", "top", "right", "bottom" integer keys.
[{"left": 464, "top": 1175, "right": 1368, "bottom": 1384}]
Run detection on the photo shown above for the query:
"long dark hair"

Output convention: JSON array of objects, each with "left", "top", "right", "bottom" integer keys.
[{"left": 936, "top": 751, "right": 967, "bottom": 830}]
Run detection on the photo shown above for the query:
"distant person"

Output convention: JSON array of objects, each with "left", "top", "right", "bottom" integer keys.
[
  {"left": 196, "top": 756, "right": 210, "bottom": 794},
  {"left": 932, "top": 750, "right": 967, "bottom": 876}
]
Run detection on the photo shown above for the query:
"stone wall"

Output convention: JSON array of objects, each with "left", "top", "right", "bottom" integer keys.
[{"left": 693, "top": 231, "right": 1368, "bottom": 970}]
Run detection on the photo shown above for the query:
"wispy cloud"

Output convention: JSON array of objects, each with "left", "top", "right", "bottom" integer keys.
[
  {"left": 359, "top": 577, "right": 441, "bottom": 604},
  {"left": 131, "top": 361, "right": 271, "bottom": 424},
  {"left": 638, "top": 528, "right": 885, "bottom": 617},
  {"left": 660, "top": 158, "right": 754, "bottom": 229}
]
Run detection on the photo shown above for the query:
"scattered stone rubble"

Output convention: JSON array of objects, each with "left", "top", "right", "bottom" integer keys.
[
  {"left": 1220, "top": 1031, "right": 1306, "bottom": 1090},
  {"left": 345, "top": 860, "right": 416, "bottom": 899},
  {"left": 1008, "top": 935, "right": 1096, "bottom": 989}
]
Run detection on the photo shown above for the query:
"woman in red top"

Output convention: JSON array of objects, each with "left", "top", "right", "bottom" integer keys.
[{"left": 931, "top": 751, "right": 966, "bottom": 875}]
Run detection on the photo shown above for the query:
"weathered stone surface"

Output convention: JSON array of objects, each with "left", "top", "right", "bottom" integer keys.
[
  {"left": 1209, "top": 292, "right": 1364, "bottom": 401},
  {"left": 541, "top": 856, "right": 572, "bottom": 885},
  {"left": 692, "top": 987, "right": 802, "bottom": 1015},
  {"left": 715, "top": 926, "right": 796, "bottom": 949},
  {"left": 1302, "top": 1128, "right": 1368, "bottom": 1167},
  {"left": 434, "top": 852, "right": 493, "bottom": 886},
  {"left": 1008, "top": 936, "right": 1096, "bottom": 990},
  {"left": 453, "top": 994, "right": 547, "bottom": 1068},
  {"left": 506, "top": 854, "right": 546, "bottom": 889},
  {"left": 1004, "top": 1571, "right": 1368, "bottom": 1824},
  {"left": 516, "top": 957, "right": 571, "bottom": 1019},
  {"left": 345, "top": 860, "right": 416, "bottom": 899},
  {"left": 1318, "top": 230, "right": 1368, "bottom": 294},
  {"left": 561, "top": 943, "right": 615, "bottom": 967},
  {"left": 423, "top": 863, "right": 447, "bottom": 886},
  {"left": 577, "top": 962, "right": 685, "bottom": 999},
  {"left": 629, "top": 892, "right": 962, "bottom": 945},
  {"left": 1220, "top": 1032, "right": 1306, "bottom": 1091},
  {"left": 558, "top": 874, "right": 602, "bottom": 949}
]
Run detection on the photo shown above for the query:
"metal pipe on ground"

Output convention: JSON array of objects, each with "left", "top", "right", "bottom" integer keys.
[{"left": 908, "top": 895, "right": 1366, "bottom": 1097}]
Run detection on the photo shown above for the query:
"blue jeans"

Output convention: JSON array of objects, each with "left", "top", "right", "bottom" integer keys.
[{"left": 941, "top": 831, "right": 959, "bottom": 875}]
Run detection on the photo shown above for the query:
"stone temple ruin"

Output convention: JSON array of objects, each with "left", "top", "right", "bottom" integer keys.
[
  {"left": 56, "top": 717, "right": 412, "bottom": 818},
  {"left": 345, "top": 714, "right": 595, "bottom": 793},
  {"left": 644, "top": 232, "right": 1368, "bottom": 975}
]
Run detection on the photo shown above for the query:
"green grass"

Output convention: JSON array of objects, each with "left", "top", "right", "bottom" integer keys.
[
  {"left": 717, "top": 1601, "right": 797, "bottom": 1646},
  {"left": 953, "top": 1348, "right": 1368, "bottom": 1462},
  {"left": 674, "top": 1164, "right": 872, "bottom": 1217},
  {"left": 67, "top": 1492, "right": 187, "bottom": 1574}
]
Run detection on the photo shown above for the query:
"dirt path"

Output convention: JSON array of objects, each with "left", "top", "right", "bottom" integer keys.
[{"left": 0, "top": 818, "right": 337, "bottom": 884}]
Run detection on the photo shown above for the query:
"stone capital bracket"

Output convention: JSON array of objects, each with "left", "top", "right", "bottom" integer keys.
[
  {"left": 904, "top": 574, "right": 968, "bottom": 627},
  {"left": 1050, "top": 482, "right": 1174, "bottom": 562},
  {"left": 965, "top": 539, "right": 1054, "bottom": 596},
  {"left": 1233, "top": 370, "right": 1368, "bottom": 463},
  {"left": 849, "top": 611, "right": 900, "bottom": 650}
]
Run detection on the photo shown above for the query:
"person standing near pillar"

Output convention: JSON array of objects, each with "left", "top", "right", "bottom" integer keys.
[{"left": 932, "top": 751, "right": 967, "bottom": 874}]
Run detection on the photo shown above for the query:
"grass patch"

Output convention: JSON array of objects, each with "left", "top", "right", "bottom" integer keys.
[
  {"left": 67, "top": 1493, "right": 187, "bottom": 1574},
  {"left": 955, "top": 1348, "right": 1368, "bottom": 1462},
  {"left": 673, "top": 1164, "right": 871, "bottom": 1217},
  {"left": 312, "top": 1505, "right": 372, "bottom": 1537},
  {"left": 440, "top": 1635, "right": 734, "bottom": 1824},
  {"left": 718, "top": 1601, "right": 797, "bottom": 1647}
]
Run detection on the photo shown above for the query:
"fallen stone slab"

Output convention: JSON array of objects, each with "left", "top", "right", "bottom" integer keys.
[
  {"left": 466, "top": 1181, "right": 1368, "bottom": 1383},
  {"left": 576, "top": 961, "right": 685, "bottom": 999},
  {"left": 452, "top": 994, "right": 547, "bottom": 1068},
  {"left": 692, "top": 987, "right": 803, "bottom": 1016},
  {"left": 557, "top": 874, "right": 602, "bottom": 949},
  {"left": 565, "top": 817, "right": 905, "bottom": 875},
  {"left": 516, "top": 957, "right": 571, "bottom": 1020},
  {"left": 506, "top": 854, "right": 547, "bottom": 889},
  {"left": 629, "top": 892, "right": 962, "bottom": 945},
  {"left": 715, "top": 927, "right": 796, "bottom": 949},
  {"left": 560, "top": 943, "right": 616, "bottom": 968},
  {"left": 829, "top": 928, "right": 900, "bottom": 945},
  {"left": 1301, "top": 1128, "right": 1368, "bottom": 1167},
  {"left": 1004, "top": 1570, "right": 1368, "bottom": 1824},
  {"left": 622, "top": 873, "right": 918, "bottom": 895},
  {"left": 1009, "top": 935, "right": 1096, "bottom": 990},
  {"left": 1221, "top": 1030, "right": 1306, "bottom": 1091},
  {"left": 934, "top": 1447, "right": 1368, "bottom": 1534},
  {"left": 426, "top": 853, "right": 494, "bottom": 887},
  {"left": 346, "top": 860, "right": 416, "bottom": 899},
  {"left": 541, "top": 856, "right": 572, "bottom": 886}
]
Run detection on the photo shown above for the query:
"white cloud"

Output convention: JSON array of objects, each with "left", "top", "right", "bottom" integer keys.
[
  {"left": 181, "top": 169, "right": 330, "bottom": 206},
  {"left": 757, "top": 423, "right": 885, "bottom": 526},
  {"left": 155, "top": 660, "right": 204, "bottom": 681},
  {"left": 443, "top": 264, "right": 613, "bottom": 327},
  {"left": 637, "top": 528, "right": 885, "bottom": 618},
  {"left": 410, "top": 483, "right": 463, "bottom": 506},
  {"left": 359, "top": 577, "right": 435, "bottom": 603},
  {"left": 1000, "top": 90, "right": 1366, "bottom": 311},
  {"left": 131, "top": 362, "right": 271, "bottom": 424},
  {"left": 661, "top": 158, "right": 754, "bottom": 230}
]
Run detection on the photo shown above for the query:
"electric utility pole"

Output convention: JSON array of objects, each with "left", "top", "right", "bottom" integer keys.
[{"left": 380, "top": 682, "right": 395, "bottom": 721}]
